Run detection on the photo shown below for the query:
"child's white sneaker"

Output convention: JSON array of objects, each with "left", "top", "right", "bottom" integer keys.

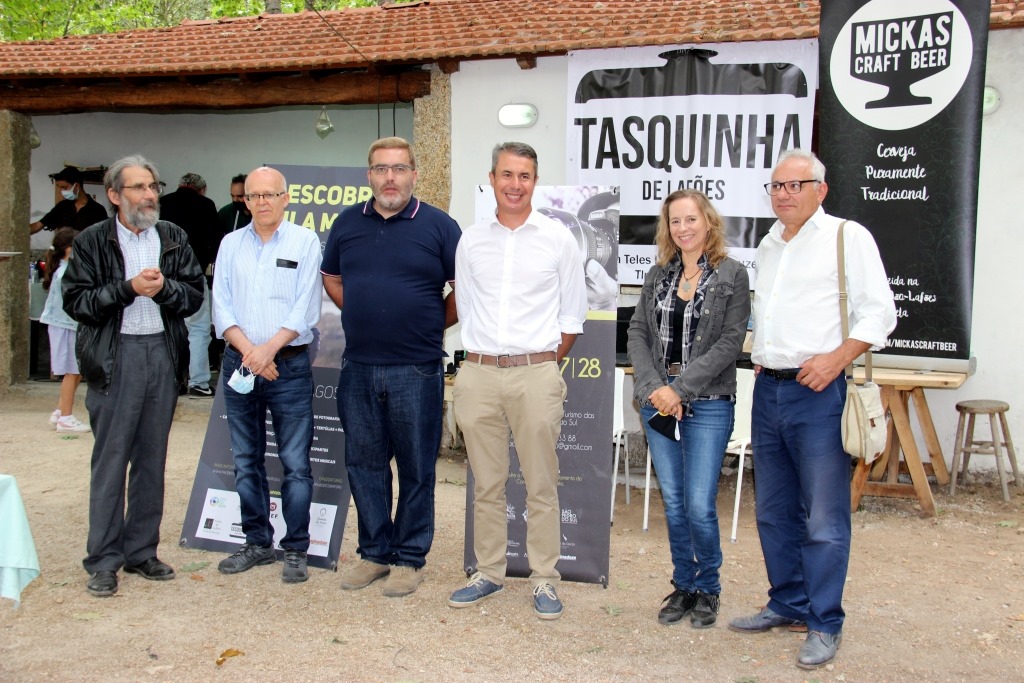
[{"left": 56, "top": 415, "right": 91, "bottom": 433}]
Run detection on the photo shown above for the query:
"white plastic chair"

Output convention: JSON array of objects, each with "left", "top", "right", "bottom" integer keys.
[
  {"left": 728, "top": 368, "right": 756, "bottom": 543},
  {"left": 610, "top": 368, "right": 630, "bottom": 523}
]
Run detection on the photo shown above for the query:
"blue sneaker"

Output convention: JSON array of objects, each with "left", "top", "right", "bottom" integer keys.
[
  {"left": 533, "top": 582, "right": 563, "bottom": 620},
  {"left": 448, "top": 572, "right": 503, "bottom": 608}
]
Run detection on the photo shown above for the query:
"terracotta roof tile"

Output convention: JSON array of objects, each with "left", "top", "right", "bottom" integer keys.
[{"left": 0, "top": 0, "right": 1020, "bottom": 81}]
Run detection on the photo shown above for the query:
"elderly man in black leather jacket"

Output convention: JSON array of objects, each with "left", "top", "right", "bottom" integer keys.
[{"left": 63, "top": 154, "right": 204, "bottom": 599}]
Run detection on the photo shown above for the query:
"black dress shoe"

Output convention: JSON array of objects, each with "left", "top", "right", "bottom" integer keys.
[
  {"left": 87, "top": 570, "right": 118, "bottom": 597},
  {"left": 124, "top": 557, "right": 176, "bottom": 581}
]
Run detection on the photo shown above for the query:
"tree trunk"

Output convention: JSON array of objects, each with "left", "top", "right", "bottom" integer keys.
[{"left": 265, "top": 0, "right": 282, "bottom": 14}]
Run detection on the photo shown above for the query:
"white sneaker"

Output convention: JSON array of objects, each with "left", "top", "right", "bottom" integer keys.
[
  {"left": 49, "top": 409, "right": 61, "bottom": 426},
  {"left": 56, "top": 415, "right": 91, "bottom": 433}
]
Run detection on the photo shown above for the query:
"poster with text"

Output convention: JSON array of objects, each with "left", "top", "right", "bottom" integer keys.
[
  {"left": 818, "top": 0, "right": 988, "bottom": 361},
  {"left": 180, "top": 164, "right": 370, "bottom": 570},
  {"left": 566, "top": 40, "right": 818, "bottom": 286}
]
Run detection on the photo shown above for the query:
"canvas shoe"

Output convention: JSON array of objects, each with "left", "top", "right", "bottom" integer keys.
[
  {"left": 532, "top": 583, "right": 563, "bottom": 620},
  {"left": 448, "top": 573, "right": 504, "bottom": 607},
  {"left": 49, "top": 408, "right": 61, "bottom": 426},
  {"left": 56, "top": 415, "right": 91, "bottom": 433}
]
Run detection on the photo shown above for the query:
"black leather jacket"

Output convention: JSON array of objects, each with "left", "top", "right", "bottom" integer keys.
[{"left": 62, "top": 218, "right": 204, "bottom": 392}]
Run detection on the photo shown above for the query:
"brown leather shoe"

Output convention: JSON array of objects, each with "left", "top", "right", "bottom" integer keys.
[
  {"left": 382, "top": 565, "right": 424, "bottom": 597},
  {"left": 339, "top": 559, "right": 389, "bottom": 590}
]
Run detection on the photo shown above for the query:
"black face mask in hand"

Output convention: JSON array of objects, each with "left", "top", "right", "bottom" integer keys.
[{"left": 647, "top": 411, "right": 680, "bottom": 441}]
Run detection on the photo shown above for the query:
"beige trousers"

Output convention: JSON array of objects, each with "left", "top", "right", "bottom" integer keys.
[{"left": 453, "top": 361, "right": 567, "bottom": 588}]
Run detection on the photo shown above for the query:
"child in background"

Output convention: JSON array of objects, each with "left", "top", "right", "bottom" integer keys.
[{"left": 40, "top": 227, "right": 90, "bottom": 433}]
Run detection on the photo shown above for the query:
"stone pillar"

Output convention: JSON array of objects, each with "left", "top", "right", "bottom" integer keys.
[
  {"left": 0, "top": 110, "right": 31, "bottom": 387},
  {"left": 412, "top": 66, "right": 452, "bottom": 211}
]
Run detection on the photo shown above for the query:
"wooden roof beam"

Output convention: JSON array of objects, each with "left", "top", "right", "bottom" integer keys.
[{"left": 0, "top": 71, "right": 431, "bottom": 114}]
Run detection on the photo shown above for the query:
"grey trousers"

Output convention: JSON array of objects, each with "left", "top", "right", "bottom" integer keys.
[{"left": 83, "top": 333, "right": 178, "bottom": 574}]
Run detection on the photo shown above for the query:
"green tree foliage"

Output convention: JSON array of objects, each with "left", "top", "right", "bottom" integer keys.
[{"left": 0, "top": 0, "right": 410, "bottom": 42}]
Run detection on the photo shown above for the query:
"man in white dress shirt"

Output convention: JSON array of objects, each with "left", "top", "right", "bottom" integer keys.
[
  {"left": 447, "top": 142, "right": 587, "bottom": 620},
  {"left": 728, "top": 149, "right": 896, "bottom": 670}
]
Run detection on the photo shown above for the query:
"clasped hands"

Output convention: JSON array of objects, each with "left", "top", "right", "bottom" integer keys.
[
  {"left": 130, "top": 267, "right": 164, "bottom": 298},
  {"left": 648, "top": 386, "right": 684, "bottom": 420}
]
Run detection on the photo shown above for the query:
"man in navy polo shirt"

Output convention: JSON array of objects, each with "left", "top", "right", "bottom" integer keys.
[{"left": 322, "top": 137, "right": 461, "bottom": 598}]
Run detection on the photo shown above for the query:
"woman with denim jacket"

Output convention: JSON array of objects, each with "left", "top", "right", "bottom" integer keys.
[{"left": 627, "top": 189, "right": 750, "bottom": 629}]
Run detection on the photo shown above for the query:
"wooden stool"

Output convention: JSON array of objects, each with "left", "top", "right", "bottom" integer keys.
[{"left": 949, "top": 400, "right": 1021, "bottom": 502}]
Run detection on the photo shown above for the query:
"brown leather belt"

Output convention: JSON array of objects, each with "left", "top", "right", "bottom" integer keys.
[
  {"left": 465, "top": 351, "right": 556, "bottom": 368},
  {"left": 226, "top": 343, "right": 308, "bottom": 361}
]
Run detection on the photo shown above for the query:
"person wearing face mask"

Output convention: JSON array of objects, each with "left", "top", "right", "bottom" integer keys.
[
  {"left": 29, "top": 166, "right": 109, "bottom": 234},
  {"left": 217, "top": 173, "right": 251, "bottom": 240},
  {"left": 61, "top": 155, "right": 205, "bottom": 599}
]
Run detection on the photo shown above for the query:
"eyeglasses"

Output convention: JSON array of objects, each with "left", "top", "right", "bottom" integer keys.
[
  {"left": 764, "top": 179, "right": 818, "bottom": 196},
  {"left": 243, "top": 192, "right": 288, "bottom": 203},
  {"left": 123, "top": 183, "right": 163, "bottom": 195},
  {"left": 369, "top": 164, "right": 414, "bottom": 176}
]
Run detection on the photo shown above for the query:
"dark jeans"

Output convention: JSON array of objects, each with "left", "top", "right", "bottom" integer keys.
[
  {"left": 641, "top": 400, "right": 733, "bottom": 594},
  {"left": 83, "top": 333, "right": 177, "bottom": 573},
  {"left": 222, "top": 346, "right": 314, "bottom": 552},
  {"left": 752, "top": 373, "right": 850, "bottom": 634},
  {"left": 336, "top": 359, "right": 443, "bottom": 568}
]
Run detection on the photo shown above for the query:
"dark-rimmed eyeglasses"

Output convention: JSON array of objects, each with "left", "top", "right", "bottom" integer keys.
[
  {"left": 764, "top": 179, "right": 818, "bottom": 196},
  {"left": 369, "top": 164, "right": 414, "bottom": 176}
]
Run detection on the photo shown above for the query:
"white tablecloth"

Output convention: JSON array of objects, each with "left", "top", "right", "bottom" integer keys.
[{"left": 0, "top": 474, "right": 40, "bottom": 608}]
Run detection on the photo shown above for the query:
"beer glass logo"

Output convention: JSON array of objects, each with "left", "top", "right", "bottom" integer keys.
[{"left": 829, "top": 0, "right": 973, "bottom": 130}]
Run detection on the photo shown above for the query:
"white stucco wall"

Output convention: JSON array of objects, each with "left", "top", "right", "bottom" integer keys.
[
  {"left": 448, "top": 32, "right": 1024, "bottom": 467},
  {"left": 22, "top": 29, "right": 1023, "bottom": 470},
  {"left": 28, "top": 105, "right": 413, "bottom": 250}
]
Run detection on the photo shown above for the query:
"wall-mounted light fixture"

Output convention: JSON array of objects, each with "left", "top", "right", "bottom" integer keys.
[
  {"left": 982, "top": 86, "right": 1001, "bottom": 115},
  {"left": 498, "top": 103, "right": 538, "bottom": 128},
  {"left": 983, "top": 86, "right": 999, "bottom": 115}
]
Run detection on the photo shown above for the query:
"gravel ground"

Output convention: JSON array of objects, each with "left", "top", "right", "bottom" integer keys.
[{"left": 1, "top": 380, "right": 1023, "bottom": 683}]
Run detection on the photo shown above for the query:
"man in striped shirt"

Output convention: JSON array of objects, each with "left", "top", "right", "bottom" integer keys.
[{"left": 212, "top": 166, "right": 322, "bottom": 585}]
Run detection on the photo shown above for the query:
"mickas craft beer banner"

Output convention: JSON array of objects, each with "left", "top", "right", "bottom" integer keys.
[
  {"left": 819, "top": 0, "right": 989, "bottom": 362},
  {"left": 566, "top": 40, "right": 818, "bottom": 285}
]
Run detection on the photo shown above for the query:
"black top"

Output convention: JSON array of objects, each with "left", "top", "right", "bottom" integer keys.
[
  {"left": 159, "top": 187, "right": 220, "bottom": 272},
  {"left": 40, "top": 196, "right": 108, "bottom": 231}
]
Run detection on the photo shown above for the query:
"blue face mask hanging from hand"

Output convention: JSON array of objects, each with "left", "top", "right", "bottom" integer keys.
[{"left": 227, "top": 365, "right": 255, "bottom": 394}]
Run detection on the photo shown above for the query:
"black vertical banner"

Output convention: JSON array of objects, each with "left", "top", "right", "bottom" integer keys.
[{"left": 819, "top": 0, "right": 989, "bottom": 362}]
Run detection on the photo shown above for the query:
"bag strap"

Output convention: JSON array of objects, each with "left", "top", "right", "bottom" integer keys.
[{"left": 838, "top": 220, "right": 873, "bottom": 383}]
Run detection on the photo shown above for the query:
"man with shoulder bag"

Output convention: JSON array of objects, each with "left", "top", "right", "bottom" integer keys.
[{"left": 728, "top": 149, "right": 896, "bottom": 670}]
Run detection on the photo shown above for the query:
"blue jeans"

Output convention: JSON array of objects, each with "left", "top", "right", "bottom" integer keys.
[
  {"left": 751, "top": 373, "right": 850, "bottom": 634},
  {"left": 222, "top": 346, "right": 314, "bottom": 552},
  {"left": 185, "top": 279, "right": 212, "bottom": 389},
  {"left": 336, "top": 359, "right": 443, "bottom": 568},
  {"left": 640, "top": 400, "right": 733, "bottom": 594}
]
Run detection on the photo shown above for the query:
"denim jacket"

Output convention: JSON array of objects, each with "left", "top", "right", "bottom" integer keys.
[{"left": 627, "top": 255, "right": 750, "bottom": 406}]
